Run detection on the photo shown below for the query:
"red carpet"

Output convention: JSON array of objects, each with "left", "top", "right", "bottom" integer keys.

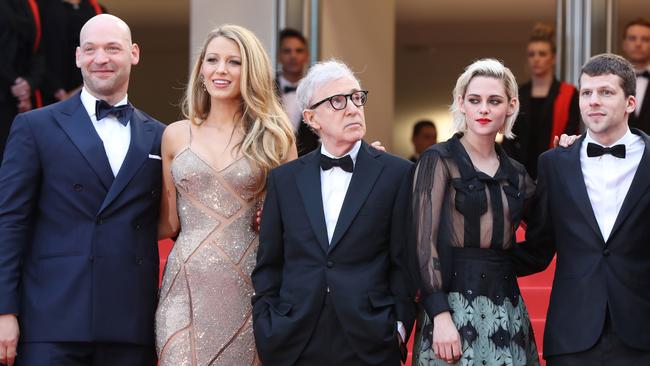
[{"left": 158, "top": 229, "right": 554, "bottom": 365}]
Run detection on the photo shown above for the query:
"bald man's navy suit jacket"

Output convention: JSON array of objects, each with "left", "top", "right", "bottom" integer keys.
[{"left": 0, "top": 93, "right": 165, "bottom": 346}]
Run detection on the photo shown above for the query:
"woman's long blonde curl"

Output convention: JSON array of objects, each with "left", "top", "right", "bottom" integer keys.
[{"left": 182, "top": 25, "right": 295, "bottom": 193}]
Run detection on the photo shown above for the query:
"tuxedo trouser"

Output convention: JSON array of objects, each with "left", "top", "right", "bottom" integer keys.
[
  {"left": 14, "top": 341, "right": 156, "bottom": 366},
  {"left": 546, "top": 313, "right": 650, "bottom": 366},
  {"left": 294, "top": 293, "right": 400, "bottom": 366}
]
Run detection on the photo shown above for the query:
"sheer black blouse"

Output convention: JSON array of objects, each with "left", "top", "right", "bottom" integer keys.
[{"left": 412, "top": 134, "right": 535, "bottom": 318}]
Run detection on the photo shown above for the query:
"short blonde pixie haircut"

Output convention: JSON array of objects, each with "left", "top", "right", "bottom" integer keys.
[{"left": 450, "top": 58, "right": 519, "bottom": 139}]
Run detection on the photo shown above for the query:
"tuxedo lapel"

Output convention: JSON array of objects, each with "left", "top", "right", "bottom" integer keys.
[
  {"left": 53, "top": 94, "right": 114, "bottom": 191},
  {"left": 99, "top": 109, "right": 155, "bottom": 214},
  {"left": 329, "top": 142, "right": 383, "bottom": 252},
  {"left": 608, "top": 130, "right": 650, "bottom": 241},
  {"left": 557, "top": 136, "right": 604, "bottom": 242},
  {"left": 295, "top": 150, "right": 329, "bottom": 252}
]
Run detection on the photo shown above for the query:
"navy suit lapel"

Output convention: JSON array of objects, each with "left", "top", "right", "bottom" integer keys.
[
  {"left": 608, "top": 129, "right": 650, "bottom": 242},
  {"left": 558, "top": 135, "right": 604, "bottom": 242},
  {"left": 329, "top": 142, "right": 383, "bottom": 252},
  {"left": 99, "top": 108, "right": 155, "bottom": 214},
  {"left": 53, "top": 94, "right": 114, "bottom": 191},
  {"left": 295, "top": 150, "right": 329, "bottom": 252}
]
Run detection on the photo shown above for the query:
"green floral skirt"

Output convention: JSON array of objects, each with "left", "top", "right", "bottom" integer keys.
[{"left": 413, "top": 249, "right": 540, "bottom": 366}]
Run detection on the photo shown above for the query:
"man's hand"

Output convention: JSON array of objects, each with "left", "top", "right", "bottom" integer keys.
[
  {"left": 0, "top": 314, "right": 19, "bottom": 366},
  {"left": 553, "top": 134, "right": 579, "bottom": 148},
  {"left": 432, "top": 311, "right": 462, "bottom": 364}
]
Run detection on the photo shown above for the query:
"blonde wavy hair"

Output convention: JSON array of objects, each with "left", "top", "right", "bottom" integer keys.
[
  {"left": 182, "top": 24, "right": 295, "bottom": 193},
  {"left": 450, "top": 58, "right": 519, "bottom": 139}
]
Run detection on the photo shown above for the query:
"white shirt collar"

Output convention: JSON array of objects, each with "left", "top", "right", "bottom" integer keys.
[
  {"left": 584, "top": 128, "right": 634, "bottom": 148},
  {"left": 321, "top": 140, "right": 362, "bottom": 164},
  {"left": 278, "top": 74, "right": 299, "bottom": 88},
  {"left": 80, "top": 87, "right": 129, "bottom": 119}
]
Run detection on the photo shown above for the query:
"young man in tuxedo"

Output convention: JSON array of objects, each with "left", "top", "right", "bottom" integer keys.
[
  {"left": 518, "top": 53, "right": 650, "bottom": 365},
  {"left": 276, "top": 28, "right": 319, "bottom": 156},
  {"left": 252, "top": 60, "right": 415, "bottom": 366},
  {"left": 0, "top": 14, "right": 164, "bottom": 366}
]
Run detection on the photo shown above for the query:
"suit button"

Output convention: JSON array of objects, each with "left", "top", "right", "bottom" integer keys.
[
  {"left": 136, "top": 257, "right": 144, "bottom": 265},
  {"left": 326, "top": 286, "right": 330, "bottom": 293},
  {"left": 326, "top": 261, "right": 333, "bottom": 268},
  {"left": 72, "top": 183, "right": 83, "bottom": 192},
  {"left": 603, "top": 248, "right": 610, "bottom": 256},
  {"left": 96, "top": 217, "right": 103, "bottom": 224},
  {"left": 134, "top": 223, "right": 141, "bottom": 230},
  {"left": 468, "top": 184, "right": 475, "bottom": 190},
  {"left": 480, "top": 273, "right": 487, "bottom": 279}
]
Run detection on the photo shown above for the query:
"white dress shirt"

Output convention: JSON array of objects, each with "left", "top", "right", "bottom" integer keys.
[
  {"left": 319, "top": 140, "right": 406, "bottom": 340},
  {"left": 278, "top": 74, "right": 302, "bottom": 132},
  {"left": 636, "top": 67, "right": 650, "bottom": 117},
  {"left": 320, "top": 140, "right": 361, "bottom": 244},
  {"left": 80, "top": 88, "right": 131, "bottom": 177},
  {"left": 581, "top": 129, "right": 643, "bottom": 241}
]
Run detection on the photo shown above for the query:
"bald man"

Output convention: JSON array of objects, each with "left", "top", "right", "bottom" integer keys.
[{"left": 0, "top": 14, "right": 164, "bottom": 366}]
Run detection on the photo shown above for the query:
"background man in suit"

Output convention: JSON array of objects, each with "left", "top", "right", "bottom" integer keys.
[
  {"left": 622, "top": 18, "right": 650, "bottom": 133},
  {"left": 252, "top": 60, "right": 415, "bottom": 366},
  {"left": 516, "top": 53, "right": 650, "bottom": 365},
  {"left": 0, "top": 14, "right": 164, "bottom": 366},
  {"left": 276, "top": 28, "right": 319, "bottom": 156},
  {"left": 409, "top": 119, "right": 437, "bottom": 162}
]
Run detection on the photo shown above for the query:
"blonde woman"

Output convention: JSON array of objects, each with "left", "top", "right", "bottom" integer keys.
[
  {"left": 411, "top": 59, "right": 540, "bottom": 365},
  {"left": 155, "top": 25, "right": 296, "bottom": 365}
]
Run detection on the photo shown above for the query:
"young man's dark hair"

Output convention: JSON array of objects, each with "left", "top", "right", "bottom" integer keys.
[
  {"left": 581, "top": 53, "right": 637, "bottom": 97},
  {"left": 623, "top": 18, "right": 650, "bottom": 39},
  {"left": 412, "top": 119, "right": 436, "bottom": 138},
  {"left": 279, "top": 28, "right": 307, "bottom": 46}
]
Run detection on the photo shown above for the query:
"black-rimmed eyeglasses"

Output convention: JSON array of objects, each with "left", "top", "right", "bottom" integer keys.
[{"left": 309, "top": 90, "right": 368, "bottom": 110}]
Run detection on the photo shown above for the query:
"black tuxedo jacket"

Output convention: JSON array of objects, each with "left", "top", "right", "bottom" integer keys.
[
  {"left": 252, "top": 142, "right": 416, "bottom": 366},
  {"left": 0, "top": 93, "right": 165, "bottom": 345},
  {"left": 515, "top": 129, "right": 650, "bottom": 358},
  {"left": 629, "top": 81, "right": 650, "bottom": 134}
]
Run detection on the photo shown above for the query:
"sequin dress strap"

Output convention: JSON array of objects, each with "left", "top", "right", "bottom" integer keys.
[{"left": 187, "top": 120, "right": 193, "bottom": 147}]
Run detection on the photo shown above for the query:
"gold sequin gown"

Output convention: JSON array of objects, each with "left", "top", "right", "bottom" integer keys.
[{"left": 156, "top": 145, "right": 262, "bottom": 366}]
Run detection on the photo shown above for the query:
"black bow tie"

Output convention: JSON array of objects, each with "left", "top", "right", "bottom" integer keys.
[
  {"left": 320, "top": 154, "right": 354, "bottom": 172},
  {"left": 283, "top": 85, "right": 297, "bottom": 94},
  {"left": 637, "top": 71, "right": 650, "bottom": 79},
  {"left": 587, "top": 142, "right": 626, "bottom": 158},
  {"left": 95, "top": 100, "right": 133, "bottom": 126}
]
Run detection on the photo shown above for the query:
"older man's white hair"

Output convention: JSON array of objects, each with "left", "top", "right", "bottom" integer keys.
[{"left": 296, "top": 59, "right": 361, "bottom": 114}]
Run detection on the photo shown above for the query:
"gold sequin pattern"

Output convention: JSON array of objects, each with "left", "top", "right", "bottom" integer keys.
[
  {"left": 157, "top": 148, "right": 263, "bottom": 365},
  {"left": 172, "top": 149, "right": 242, "bottom": 218}
]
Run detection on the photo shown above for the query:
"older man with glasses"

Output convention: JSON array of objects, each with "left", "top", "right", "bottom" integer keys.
[{"left": 252, "top": 59, "right": 416, "bottom": 366}]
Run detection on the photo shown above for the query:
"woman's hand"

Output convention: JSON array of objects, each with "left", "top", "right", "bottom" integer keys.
[
  {"left": 553, "top": 134, "right": 580, "bottom": 148},
  {"left": 370, "top": 140, "right": 386, "bottom": 152},
  {"left": 432, "top": 311, "right": 462, "bottom": 364}
]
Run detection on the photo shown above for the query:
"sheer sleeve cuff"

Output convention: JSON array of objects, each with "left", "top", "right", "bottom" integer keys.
[{"left": 421, "top": 291, "right": 450, "bottom": 319}]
